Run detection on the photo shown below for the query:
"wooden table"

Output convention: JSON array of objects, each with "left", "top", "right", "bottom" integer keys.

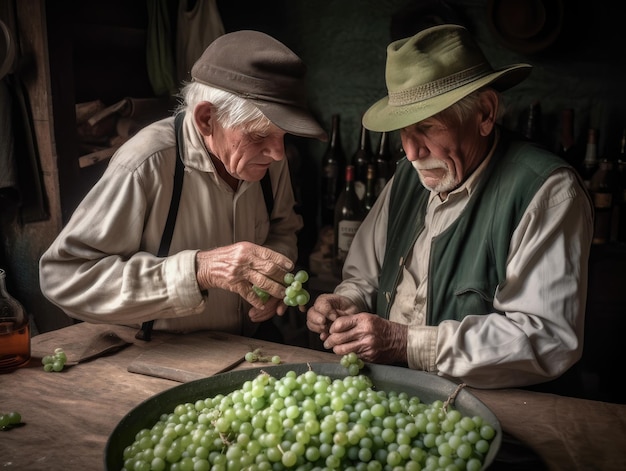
[{"left": 1, "top": 322, "right": 624, "bottom": 471}]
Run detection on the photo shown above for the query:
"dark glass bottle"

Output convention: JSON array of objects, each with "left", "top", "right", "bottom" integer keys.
[
  {"left": 615, "top": 128, "right": 626, "bottom": 242},
  {"left": 375, "top": 131, "right": 392, "bottom": 197},
  {"left": 579, "top": 128, "right": 600, "bottom": 190},
  {"left": 558, "top": 108, "right": 578, "bottom": 167},
  {"left": 364, "top": 164, "right": 377, "bottom": 213},
  {"left": 0, "top": 268, "right": 30, "bottom": 372},
  {"left": 320, "top": 114, "right": 346, "bottom": 227},
  {"left": 590, "top": 158, "right": 619, "bottom": 244},
  {"left": 523, "top": 101, "right": 544, "bottom": 146},
  {"left": 352, "top": 123, "right": 372, "bottom": 201},
  {"left": 333, "top": 165, "right": 366, "bottom": 276}
]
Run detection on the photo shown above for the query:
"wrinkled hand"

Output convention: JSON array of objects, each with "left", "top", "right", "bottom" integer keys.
[
  {"left": 248, "top": 297, "right": 288, "bottom": 322},
  {"left": 306, "top": 294, "right": 359, "bottom": 341},
  {"left": 322, "top": 312, "right": 408, "bottom": 365},
  {"left": 196, "top": 241, "right": 293, "bottom": 311}
]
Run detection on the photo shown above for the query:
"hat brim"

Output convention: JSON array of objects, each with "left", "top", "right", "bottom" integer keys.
[
  {"left": 362, "top": 64, "right": 532, "bottom": 132},
  {"left": 252, "top": 99, "right": 328, "bottom": 142}
]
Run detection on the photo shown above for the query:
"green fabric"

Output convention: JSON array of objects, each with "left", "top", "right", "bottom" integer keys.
[
  {"left": 377, "top": 130, "right": 569, "bottom": 324},
  {"left": 146, "top": 0, "right": 177, "bottom": 97}
]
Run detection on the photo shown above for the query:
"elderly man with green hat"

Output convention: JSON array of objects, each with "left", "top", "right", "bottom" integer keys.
[
  {"left": 40, "top": 31, "right": 326, "bottom": 340},
  {"left": 307, "top": 25, "right": 593, "bottom": 390}
]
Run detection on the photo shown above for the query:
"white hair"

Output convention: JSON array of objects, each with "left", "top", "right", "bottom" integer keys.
[{"left": 176, "top": 81, "right": 272, "bottom": 133}]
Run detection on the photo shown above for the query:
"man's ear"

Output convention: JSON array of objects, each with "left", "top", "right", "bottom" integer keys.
[
  {"left": 194, "top": 101, "right": 213, "bottom": 136},
  {"left": 478, "top": 89, "right": 498, "bottom": 137}
]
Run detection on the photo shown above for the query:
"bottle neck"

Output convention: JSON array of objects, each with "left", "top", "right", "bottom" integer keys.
[
  {"left": 0, "top": 270, "right": 7, "bottom": 295},
  {"left": 345, "top": 165, "right": 355, "bottom": 187},
  {"left": 583, "top": 129, "right": 598, "bottom": 165}
]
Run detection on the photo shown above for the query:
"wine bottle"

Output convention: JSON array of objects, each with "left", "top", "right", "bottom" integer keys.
[
  {"left": 558, "top": 108, "right": 579, "bottom": 167},
  {"left": 352, "top": 123, "right": 372, "bottom": 201},
  {"left": 375, "top": 131, "right": 392, "bottom": 197},
  {"left": 579, "top": 128, "right": 600, "bottom": 189},
  {"left": 364, "top": 164, "right": 376, "bottom": 213},
  {"left": 320, "top": 114, "right": 346, "bottom": 227},
  {"left": 590, "top": 157, "right": 619, "bottom": 244},
  {"left": 522, "top": 101, "right": 544, "bottom": 146},
  {"left": 615, "top": 128, "right": 626, "bottom": 242},
  {"left": 333, "top": 165, "right": 366, "bottom": 275}
]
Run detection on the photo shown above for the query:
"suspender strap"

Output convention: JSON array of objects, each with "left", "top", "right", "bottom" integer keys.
[
  {"left": 261, "top": 171, "right": 274, "bottom": 216},
  {"left": 136, "top": 112, "right": 186, "bottom": 341},
  {"left": 158, "top": 114, "right": 186, "bottom": 257}
]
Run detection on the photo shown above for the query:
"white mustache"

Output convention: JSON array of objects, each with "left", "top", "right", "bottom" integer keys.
[{"left": 412, "top": 159, "right": 447, "bottom": 171}]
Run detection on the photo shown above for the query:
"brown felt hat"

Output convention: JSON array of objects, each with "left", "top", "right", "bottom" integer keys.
[
  {"left": 363, "top": 24, "right": 533, "bottom": 132},
  {"left": 191, "top": 30, "right": 327, "bottom": 141}
]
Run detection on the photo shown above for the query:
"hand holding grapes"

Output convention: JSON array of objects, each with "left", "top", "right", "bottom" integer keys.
[
  {"left": 195, "top": 241, "right": 293, "bottom": 310},
  {"left": 325, "top": 312, "right": 408, "bottom": 365},
  {"left": 306, "top": 293, "right": 360, "bottom": 341}
]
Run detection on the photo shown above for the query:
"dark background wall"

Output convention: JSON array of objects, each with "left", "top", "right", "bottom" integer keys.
[
  {"left": 1, "top": 0, "right": 624, "bottom": 340},
  {"left": 217, "top": 0, "right": 625, "bottom": 166}
]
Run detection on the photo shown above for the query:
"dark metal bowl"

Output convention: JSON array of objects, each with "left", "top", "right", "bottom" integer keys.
[{"left": 106, "top": 363, "right": 501, "bottom": 470}]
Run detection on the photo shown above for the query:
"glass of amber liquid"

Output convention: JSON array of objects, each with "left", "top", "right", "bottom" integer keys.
[{"left": 0, "top": 268, "right": 30, "bottom": 373}]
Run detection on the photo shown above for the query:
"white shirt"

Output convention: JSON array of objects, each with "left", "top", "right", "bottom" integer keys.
[
  {"left": 39, "top": 115, "right": 303, "bottom": 334},
  {"left": 336, "top": 135, "right": 594, "bottom": 388}
]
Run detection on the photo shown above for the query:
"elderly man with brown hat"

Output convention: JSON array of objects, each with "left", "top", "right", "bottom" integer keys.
[
  {"left": 40, "top": 31, "right": 326, "bottom": 340},
  {"left": 307, "top": 24, "right": 593, "bottom": 390}
]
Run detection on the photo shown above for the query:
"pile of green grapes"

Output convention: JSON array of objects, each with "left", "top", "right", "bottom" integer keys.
[
  {"left": 42, "top": 347, "right": 67, "bottom": 372},
  {"left": 253, "top": 270, "right": 310, "bottom": 308},
  {"left": 119, "top": 365, "right": 496, "bottom": 471}
]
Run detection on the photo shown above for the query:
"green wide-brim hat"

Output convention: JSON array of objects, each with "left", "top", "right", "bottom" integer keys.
[{"left": 363, "top": 24, "right": 533, "bottom": 132}]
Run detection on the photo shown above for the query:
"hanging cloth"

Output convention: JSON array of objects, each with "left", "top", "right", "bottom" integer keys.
[
  {"left": 146, "top": 0, "right": 178, "bottom": 97},
  {"left": 176, "top": 0, "right": 225, "bottom": 84}
]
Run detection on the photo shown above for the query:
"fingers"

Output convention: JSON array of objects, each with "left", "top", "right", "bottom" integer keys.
[
  {"left": 196, "top": 242, "right": 293, "bottom": 298},
  {"left": 248, "top": 298, "right": 282, "bottom": 322},
  {"left": 323, "top": 314, "right": 408, "bottom": 364}
]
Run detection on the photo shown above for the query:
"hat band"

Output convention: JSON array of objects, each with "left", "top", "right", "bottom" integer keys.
[{"left": 388, "top": 63, "right": 493, "bottom": 106}]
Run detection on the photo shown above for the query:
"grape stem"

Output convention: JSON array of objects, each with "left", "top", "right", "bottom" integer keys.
[{"left": 443, "top": 382, "right": 466, "bottom": 412}]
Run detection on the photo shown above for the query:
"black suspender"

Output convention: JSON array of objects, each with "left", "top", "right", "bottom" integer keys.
[
  {"left": 136, "top": 112, "right": 186, "bottom": 341},
  {"left": 136, "top": 113, "right": 274, "bottom": 341}
]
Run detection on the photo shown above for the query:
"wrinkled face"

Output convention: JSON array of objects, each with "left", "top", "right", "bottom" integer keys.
[
  {"left": 400, "top": 113, "right": 485, "bottom": 195},
  {"left": 209, "top": 120, "right": 287, "bottom": 182}
]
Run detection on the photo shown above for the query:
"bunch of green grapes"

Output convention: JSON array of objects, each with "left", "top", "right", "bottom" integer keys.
[
  {"left": 253, "top": 269, "right": 310, "bottom": 308},
  {"left": 282, "top": 270, "right": 310, "bottom": 307},
  {"left": 0, "top": 411, "right": 22, "bottom": 430},
  {"left": 120, "top": 368, "right": 497, "bottom": 471},
  {"left": 244, "top": 348, "right": 281, "bottom": 365},
  {"left": 41, "top": 347, "right": 67, "bottom": 372},
  {"left": 340, "top": 352, "right": 365, "bottom": 376}
]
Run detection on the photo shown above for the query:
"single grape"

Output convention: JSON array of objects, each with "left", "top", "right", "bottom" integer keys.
[
  {"left": 0, "top": 411, "right": 22, "bottom": 430},
  {"left": 252, "top": 286, "right": 270, "bottom": 303},
  {"left": 294, "top": 270, "right": 309, "bottom": 283},
  {"left": 245, "top": 351, "right": 259, "bottom": 363}
]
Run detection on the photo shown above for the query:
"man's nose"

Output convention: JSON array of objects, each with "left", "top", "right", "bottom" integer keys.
[
  {"left": 403, "top": 139, "right": 427, "bottom": 162},
  {"left": 267, "top": 136, "right": 286, "bottom": 161}
]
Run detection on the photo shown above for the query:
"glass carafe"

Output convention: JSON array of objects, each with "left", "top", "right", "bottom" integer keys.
[{"left": 0, "top": 268, "right": 30, "bottom": 372}]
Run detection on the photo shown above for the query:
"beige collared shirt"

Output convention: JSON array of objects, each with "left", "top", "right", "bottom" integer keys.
[
  {"left": 39, "top": 114, "right": 303, "bottom": 334},
  {"left": 336, "top": 133, "right": 593, "bottom": 388}
]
